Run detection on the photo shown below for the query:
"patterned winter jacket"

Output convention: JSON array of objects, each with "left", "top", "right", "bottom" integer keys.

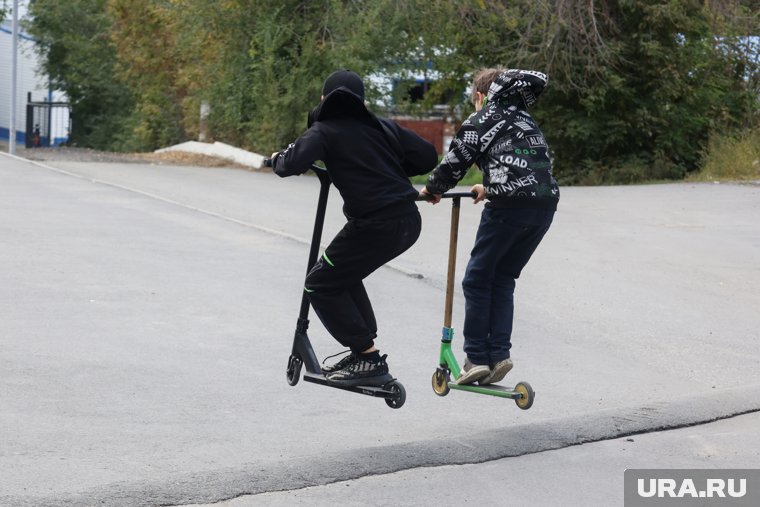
[{"left": 426, "top": 69, "right": 560, "bottom": 210}]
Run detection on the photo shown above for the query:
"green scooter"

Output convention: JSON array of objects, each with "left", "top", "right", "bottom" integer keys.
[{"left": 425, "top": 193, "right": 535, "bottom": 409}]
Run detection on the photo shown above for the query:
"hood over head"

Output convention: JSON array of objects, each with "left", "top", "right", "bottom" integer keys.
[
  {"left": 487, "top": 69, "right": 548, "bottom": 109},
  {"left": 322, "top": 69, "right": 365, "bottom": 100},
  {"left": 308, "top": 70, "right": 372, "bottom": 127}
]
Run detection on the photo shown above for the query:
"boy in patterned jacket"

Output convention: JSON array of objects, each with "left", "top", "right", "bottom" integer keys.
[{"left": 421, "top": 68, "right": 560, "bottom": 385}]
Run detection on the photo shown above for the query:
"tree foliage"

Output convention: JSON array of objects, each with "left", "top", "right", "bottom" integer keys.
[
  {"left": 25, "top": 0, "right": 135, "bottom": 149},
  {"left": 25, "top": 0, "right": 759, "bottom": 184},
  {"left": 107, "top": 0, "right": 188, "bottom": 150},
  {"left": 531, "top": 0, "right": 760, "bottom": 183}
]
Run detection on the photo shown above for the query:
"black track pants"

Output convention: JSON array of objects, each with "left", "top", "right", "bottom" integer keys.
[{"left": 305, "top": 210, "right": 422, "bottom": 353}]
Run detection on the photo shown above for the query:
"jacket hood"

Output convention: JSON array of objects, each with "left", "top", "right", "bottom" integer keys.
[
  {"left": 322, "top": 70, "right": 365, "bottom": 100},
  {"left": 308, "top": 87, "right": 372, "bottom": 127},
  {"left": 487, "top": 69, "right": 548, "bottom": 109}
]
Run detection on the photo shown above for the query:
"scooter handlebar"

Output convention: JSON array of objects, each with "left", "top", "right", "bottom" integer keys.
[
  {"left": 265, "top": 159, "right": 455, "bottom": 191},
  {"left": 416, "top": 190, "right": 477, "bottom": 202},
  {"left": 262, "top": 158, "right": 326, "bottom": 174}
]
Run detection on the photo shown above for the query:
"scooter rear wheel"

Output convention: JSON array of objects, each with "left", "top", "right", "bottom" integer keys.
[
  {"left": 514, "top": 381, "right": 534, "bottom": 410},
  {"left": 384, "top": 380, "right": 406, "bottom": 409},
  {"left": 286, "top": 355, "right": 302, "bottom": 386}
]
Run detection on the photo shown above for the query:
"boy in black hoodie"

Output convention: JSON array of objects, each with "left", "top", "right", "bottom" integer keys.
[
  {"left": 271, "top": 70, "right": 438, "bottom": 386},
  {"left": 422, "top": 68, "right": 560, "bottom": 385}
]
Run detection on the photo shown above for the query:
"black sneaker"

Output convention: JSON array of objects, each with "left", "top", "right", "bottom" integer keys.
[
  {"left": 325, "top": 353, "right": 393, "bottom": 387},
  {"left": 321, "top": 350, "right": 356, "bottom": 374}
]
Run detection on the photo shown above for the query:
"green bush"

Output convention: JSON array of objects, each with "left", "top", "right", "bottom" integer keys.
[{"left": 690, "top": 128, "right": 760, "bottom": 181}]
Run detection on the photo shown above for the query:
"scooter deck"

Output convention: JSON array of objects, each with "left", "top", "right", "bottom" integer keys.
[
  {"left": 302, "top": 371, "right": 398, "bottom": 398},
  {"left": 448, "top": 382, "right": 523, "bottom": 399}
]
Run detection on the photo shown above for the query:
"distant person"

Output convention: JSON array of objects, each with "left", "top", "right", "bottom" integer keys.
[
  {"left": 32, "top": 125, "right": 41, "bottom": 148},
  {"left": 421, "top": 68, "right": 560, "bottom": 385},
  {"left": 271, "top": 70, "right": 438, "bottom": 386}
]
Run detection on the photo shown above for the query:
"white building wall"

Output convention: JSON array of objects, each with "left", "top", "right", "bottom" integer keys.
[{"left": 1, "top": 18, "right": 69, "bottom": 145}]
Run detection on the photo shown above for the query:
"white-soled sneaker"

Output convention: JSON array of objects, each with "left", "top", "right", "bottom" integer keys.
[
  {"left": 456, "top": 358, "right": 490, "bottom": 385},
  {"left": 479, "top": 358, "right": 513, "bottom": 385}
]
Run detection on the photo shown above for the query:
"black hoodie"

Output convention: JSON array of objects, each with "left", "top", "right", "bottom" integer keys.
[{"left": 272, "top": 87, "right": 438, "bottom": 219}]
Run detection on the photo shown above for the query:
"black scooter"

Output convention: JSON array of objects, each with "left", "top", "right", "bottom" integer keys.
[{"left": 266, "top": 159, "right": 406, "bottom": 409}]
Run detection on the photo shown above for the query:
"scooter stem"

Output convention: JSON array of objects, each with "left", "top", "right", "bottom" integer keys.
[
  {"left": 443, "top": 197, "right": 461, "bottom": 328},
  {"left": 298, "top": 165, "right": 331, "bottom": 321}
]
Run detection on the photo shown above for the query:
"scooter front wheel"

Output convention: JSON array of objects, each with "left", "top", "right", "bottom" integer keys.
[
  {"left": 431, "top": 369, "right": 450, "bottom": 396},
  {"left": 286, "top": 355, "right": 302, "bottom": 386},
  {"left": 384, "top": 380, "right": 406, "bottom": 409}
]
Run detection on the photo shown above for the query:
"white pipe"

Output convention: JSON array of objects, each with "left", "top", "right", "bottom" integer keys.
[{"left": 9, "top": 0, "right": 19, "bottom": 154}]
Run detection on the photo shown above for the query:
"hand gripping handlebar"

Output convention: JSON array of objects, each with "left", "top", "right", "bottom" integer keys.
[{"left": 263, "top": 158, "right": 475, "bottom": 200}]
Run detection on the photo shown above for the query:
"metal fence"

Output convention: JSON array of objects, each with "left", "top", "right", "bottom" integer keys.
[{"left": 25, "top": 95, "right": 70, "bottom": 148}]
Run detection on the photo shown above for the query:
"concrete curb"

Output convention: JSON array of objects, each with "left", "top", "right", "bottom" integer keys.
[
  {"left": 5, "top": 384, "right": 760, "bottom": 507},
  {"left": 155, "top": 141, "right": 267, "bottom": 169}
]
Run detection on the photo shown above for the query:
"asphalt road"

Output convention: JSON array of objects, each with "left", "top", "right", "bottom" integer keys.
[
  {"left": 1, "top": 153, "right": 759, "bottom": 506},
  {"left": 186, "top": 411, "right": 760, "bottom": 507}
]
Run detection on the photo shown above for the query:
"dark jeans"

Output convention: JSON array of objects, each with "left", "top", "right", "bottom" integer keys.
[
  {"left": 462, "top": 207, "right": 554, "bottom": 365},
  {"left": 305, "top": 210, "right": 421, "bottom": 353}
]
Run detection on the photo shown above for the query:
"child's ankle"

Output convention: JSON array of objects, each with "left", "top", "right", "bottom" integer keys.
[{"left": 362, "top": 350, "right": 381, "bottom": 361}]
